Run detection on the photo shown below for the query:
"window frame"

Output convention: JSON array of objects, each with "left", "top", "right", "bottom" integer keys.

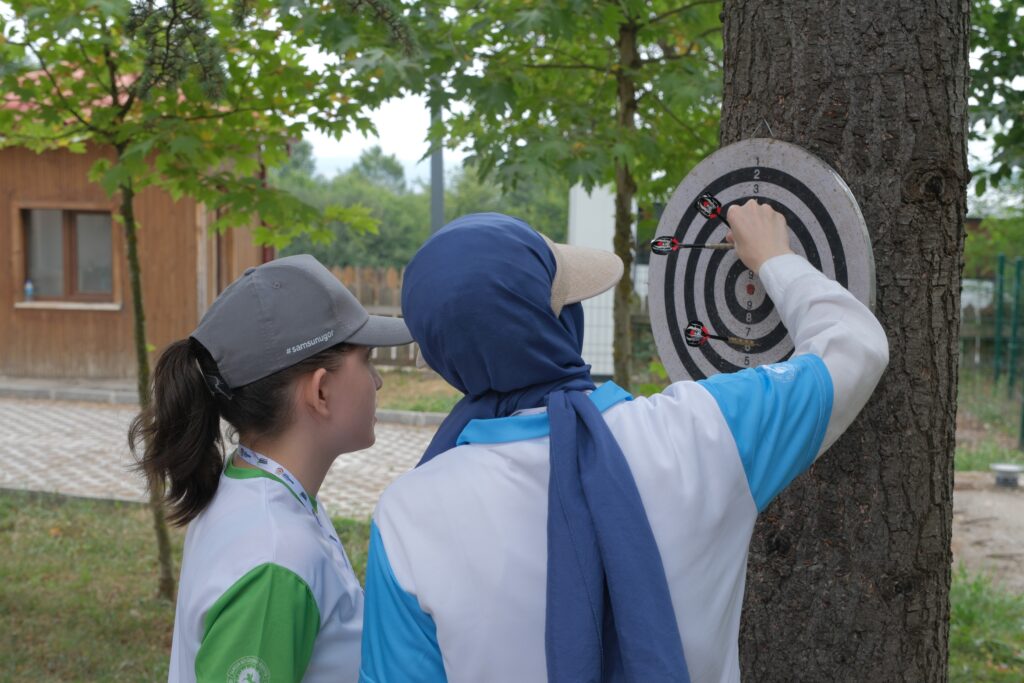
[{"left": 11, "top": 200, "right": 122, "bottom": 310}]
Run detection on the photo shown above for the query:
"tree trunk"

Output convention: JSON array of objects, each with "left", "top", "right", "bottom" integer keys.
[
  {"left": 720, "top": 2, "right": 968, "bottom": 680},
  {"left": 121, "top": 180, "right": 177, "bottom": 602},
  {"left": 613, "top": 21, "right": 641, "bottom": 390}
]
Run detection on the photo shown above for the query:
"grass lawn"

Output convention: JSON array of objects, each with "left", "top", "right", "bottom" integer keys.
[
  {"left": 0, "top": 491, "right": 371, "bottom": 682},
  {"left": 956, "top": 367, "right": 1024, "bottom": 471},
  {"left": 2, "top": 490, "right": 1022, "bottom": 680},
  {"left": 376, "top": 368, "right": 461, "bottom": 413},
  {"left": 0, "top": 492, "right": 180, "bottom": 681},
  {"left": 950, "top": 567, "right": 1024, "bottom": 681}
]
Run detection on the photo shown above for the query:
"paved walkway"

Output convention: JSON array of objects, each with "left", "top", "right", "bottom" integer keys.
[
  {"left": 0, "top": 375, "right": 447, "bottom": 427},
  {"left": 0, "top": 397, "right": 433, "bottom": 519}
]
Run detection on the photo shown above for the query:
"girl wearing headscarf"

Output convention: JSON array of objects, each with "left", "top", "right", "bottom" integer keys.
[{"left": 359, "top": 201, "right": 887, "bottom": 682}]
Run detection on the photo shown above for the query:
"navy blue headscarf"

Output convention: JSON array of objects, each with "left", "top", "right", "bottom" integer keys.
[{"left": 402, "top": 213, "right": 690, "bottom": 683}]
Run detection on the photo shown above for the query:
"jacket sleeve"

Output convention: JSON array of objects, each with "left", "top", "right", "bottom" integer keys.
[{"left": 194, "top": 563, "right": 320, "bottom": 683}]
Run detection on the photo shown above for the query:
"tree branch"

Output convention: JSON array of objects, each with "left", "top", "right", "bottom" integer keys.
[
  {"left": 74, "top": 39, "right": 110, "bottom": 94},
  {"left": 0, "top": 126, "right": 89, "bottom": 143},
  {"left": 546, "top": 43, "right": 616, "bottom": 70},
  {"left": 100, "top": 45, "right": 133, "bottom": 120},
  {"left": 644, "top": 0, "right": 723, "bottom": 27},
  {"left": 522, "top": 62, "right": 610, "bottom": 73},
  {"left": 150, "top": 106, "right": 262, "bottom": 123},
  {"left": 646, "top": 92, "right": 712, "bottom": 146},
  {"left": 639, "top": 50, "right": 699, "bottom": 65},
  {"left": 25, "top": 44, "right": 102, "bottom": 135},
  {"left": 639, "top": 27, "right": 720, "bottom": 66}
]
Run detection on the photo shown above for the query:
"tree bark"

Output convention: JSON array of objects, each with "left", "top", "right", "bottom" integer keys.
[
  {"left": 614, "top": 20, "right": 641, "bottom": 389},
  {"left": 720, "top": 2, "right": 968, "bottom": 680},
  {"left": 121, "top": 179, "right": 176, "bottom": 602}
]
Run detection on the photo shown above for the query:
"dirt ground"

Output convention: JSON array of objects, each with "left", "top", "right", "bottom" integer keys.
[{"left": 953, "top": 411, "right": 1024, "bottom": 595}]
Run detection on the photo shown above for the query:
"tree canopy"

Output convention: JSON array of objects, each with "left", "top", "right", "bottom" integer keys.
[
  {"left": 971, "top": 0, "right": 1024, "bottom": 194},
  {"left": 276, "top": 142, "right": 571, "bottom": 267},
  {"left": 0, "top": 0, "right": 415, "bottom": 245},
  {"left": 405, "top": 0, "right": 722, "bottom": 209}
]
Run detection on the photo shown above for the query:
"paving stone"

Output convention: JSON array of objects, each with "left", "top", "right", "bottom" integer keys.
[{"left": 0, "top": 397, "right": 433, "bottom": 519}]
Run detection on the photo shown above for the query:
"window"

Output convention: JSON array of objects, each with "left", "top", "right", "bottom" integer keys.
[{"left": 22, "top": 209, "right": 114, "bottom": 301}]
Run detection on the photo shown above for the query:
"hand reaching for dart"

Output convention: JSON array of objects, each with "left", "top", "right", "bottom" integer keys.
[
  {"left": 650, "top": 196, "right": 794, "bottom": 273},
  {"left": 724, "top": 199, "right": 793, "bottom": 274}
]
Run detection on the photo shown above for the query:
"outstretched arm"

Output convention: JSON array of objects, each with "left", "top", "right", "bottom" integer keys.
[{"left": 726, "top": 198, "right": 889, "bottom": 455}]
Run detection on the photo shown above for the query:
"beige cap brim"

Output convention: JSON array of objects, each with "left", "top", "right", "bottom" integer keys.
[{"left": 540, "top": 234, "right": 624, "bottom": 316}]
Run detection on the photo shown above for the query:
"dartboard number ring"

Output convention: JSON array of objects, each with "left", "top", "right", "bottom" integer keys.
[{"left": 647, "top": 139, "right": 875, "bottom": 382}]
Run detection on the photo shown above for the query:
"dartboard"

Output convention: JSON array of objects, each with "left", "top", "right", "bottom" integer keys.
[{"left": 648, "top": 138, "right": 875, "bottom": 382}]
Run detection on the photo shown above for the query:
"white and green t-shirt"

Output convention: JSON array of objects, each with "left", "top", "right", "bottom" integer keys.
[{"left": 169, "top": 456, "right": 363, "bottom": 683}]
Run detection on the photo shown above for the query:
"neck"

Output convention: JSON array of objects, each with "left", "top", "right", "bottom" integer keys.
[{"left": 240, "top": 435, "right": 332, "bottom": 499}]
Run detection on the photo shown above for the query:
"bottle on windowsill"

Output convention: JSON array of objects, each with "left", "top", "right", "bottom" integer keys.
[{"left": 23, "top": 279, "right": 34, "bottom": 302}]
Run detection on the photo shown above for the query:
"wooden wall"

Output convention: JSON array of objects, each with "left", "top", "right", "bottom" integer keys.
[
  {"left": 332, "top": 265, "right": 417, "bottom": 368},
  {"left": 0, "top": 145, "right": 262, "bottom": 379}
]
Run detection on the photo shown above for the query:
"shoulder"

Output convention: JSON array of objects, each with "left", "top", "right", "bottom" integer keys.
[
  {"left": 195, "top": 476, "right": 333, "bottom": 586},
  {"left": 603, "top": 380, "right": 735, "bottom": 448},
  {"left": 377, "top": 435, "right": 550, "bottom": 515},
  {"left": 375, "top": 443, "right": 482, "bottom": 519}
]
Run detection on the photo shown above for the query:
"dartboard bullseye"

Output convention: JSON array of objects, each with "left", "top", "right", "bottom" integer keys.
[{"left": 648, "top": 139, "right": 875, "bottom": 382}]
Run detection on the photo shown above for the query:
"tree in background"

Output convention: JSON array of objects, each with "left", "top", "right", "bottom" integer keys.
[
  {"left": 972, "top": 0, "right": 1024, "bottom": 194},
  {"left": 720, "top": 1, "right": 967, "bottom": 678},
  {"left": 409, "top": 0, "right": 723, "bottom": 388},
  {"left": 277, "top": 142, "right": 571, "bottom": 266},
  {"left": 964, "top": 0, "right": 1024, "bottom": 278},
  {"left": 444, "top": 163, "right": 571, "bottom": 242},
  {"left": 0, "top": 0, "right": 408, "bottom": 599},
  {"left": 278, "top": 144, "right": 430, "bottom": 267},
  {"left": 964, "top": 214, "right": 1024, "bottom": 277}
]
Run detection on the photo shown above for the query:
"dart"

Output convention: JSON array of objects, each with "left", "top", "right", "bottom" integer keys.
[
  {"left": 684, "top": 320, "right": 756, "bottom": 351},
  {"left": 649, "top": 236, "right": 734, "bottom": 255},
  {"left": 695, "top": 192, "right": 732, "bottom": 229}
]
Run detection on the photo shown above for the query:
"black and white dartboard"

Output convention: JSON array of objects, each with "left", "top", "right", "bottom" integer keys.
[{"left": 648, "top": 138, "right": 875, "bottom": 382}]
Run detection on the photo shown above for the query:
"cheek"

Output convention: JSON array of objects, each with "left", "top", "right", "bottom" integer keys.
[
  {"left": 331, "top": 365, "right": 377, "bottom": 438},
  {"left": 350, "top": 368, "right": 378, "bottom": 424}
]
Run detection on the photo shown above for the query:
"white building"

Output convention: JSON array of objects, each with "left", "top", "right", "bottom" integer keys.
[{"left": 567, "top": 184, "right": 648, "bottom": 377}]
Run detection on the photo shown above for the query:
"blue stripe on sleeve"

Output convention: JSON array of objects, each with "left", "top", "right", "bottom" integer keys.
[
  {"left": 699, "top": 354, "right": 833, "bottom": 512},
  {"left": 360, "top": 522, "right": 448, "bottom": 683}
]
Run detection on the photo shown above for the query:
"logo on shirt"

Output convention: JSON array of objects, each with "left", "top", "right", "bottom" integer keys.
[
  {"left": 762, "top": 362, "right": 797, "bottom": 383},
  {"left": 227, "top": 656, "right": 270, "bottom": 683}
]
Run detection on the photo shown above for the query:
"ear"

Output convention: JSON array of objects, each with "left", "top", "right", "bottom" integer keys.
[{"left": 299, "top": 368, "right": 331, "bottom": 419}]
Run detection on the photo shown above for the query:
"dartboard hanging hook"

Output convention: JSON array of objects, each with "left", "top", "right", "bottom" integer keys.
[{"left": 749, "top": 117, "right": 775, "bottom": 139}]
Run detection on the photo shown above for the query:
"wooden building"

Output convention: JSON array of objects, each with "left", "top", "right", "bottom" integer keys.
[{"left": 1, "top": 145, "right": 265, "bottom": 379}]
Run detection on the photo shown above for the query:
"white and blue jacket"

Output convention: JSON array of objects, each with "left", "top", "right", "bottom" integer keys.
[{"left": 360, "top": 254, "right": 889, "bottom": 683}]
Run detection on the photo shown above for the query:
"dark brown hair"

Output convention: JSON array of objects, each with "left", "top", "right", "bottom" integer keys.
[{"left": 128, "top": 338, "right": 352, "bottom": 526}]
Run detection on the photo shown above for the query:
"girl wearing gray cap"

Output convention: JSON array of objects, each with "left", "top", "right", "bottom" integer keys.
[{"left": 129, "top": 254, "right": 412, "bottom": 683}]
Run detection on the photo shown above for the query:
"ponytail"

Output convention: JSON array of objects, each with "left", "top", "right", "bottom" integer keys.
[
  {"left": 129, "top": 338, "right": 354, "bottom": 526},
  {"left": 129, "top": 339, "right": 224, "bottom": 526}
]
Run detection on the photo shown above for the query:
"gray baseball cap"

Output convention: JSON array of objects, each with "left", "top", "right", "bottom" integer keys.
[{"left": 191, "top": 254, "right": 412, "bottom": 389}]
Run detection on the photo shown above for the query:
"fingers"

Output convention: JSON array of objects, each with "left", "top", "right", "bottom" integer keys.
[
  {"left": 726, "top": 198, "right": 765, "bottom": 225},
  {"left": 720, "top": 198, "right": 792, "bottom": 274}
]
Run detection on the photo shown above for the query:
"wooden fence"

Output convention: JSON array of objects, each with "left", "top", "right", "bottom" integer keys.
[{"left": 331, "top": 266, "right": 418, "bottom": 368}]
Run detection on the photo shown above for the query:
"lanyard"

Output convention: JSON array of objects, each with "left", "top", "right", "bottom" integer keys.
[{"left": 236, "top": 445, "right": 343, "bottom": 551}]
